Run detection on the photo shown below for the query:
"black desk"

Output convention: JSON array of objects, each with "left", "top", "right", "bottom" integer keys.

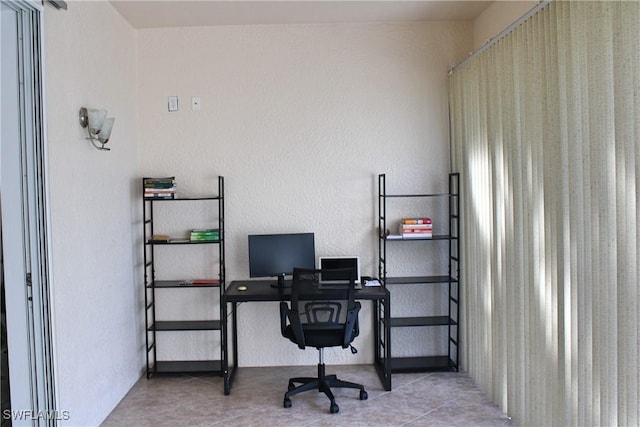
[{"left": 222, "top": 280, "right": 391, "bottom": 395}]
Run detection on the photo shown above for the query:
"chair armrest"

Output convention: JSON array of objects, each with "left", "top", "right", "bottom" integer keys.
[
  {"left": 279, "top": 301, "right": 289, "bottom": 335},
  {"left": 342, "top": 302, "right": 361, "bottom": 348}
]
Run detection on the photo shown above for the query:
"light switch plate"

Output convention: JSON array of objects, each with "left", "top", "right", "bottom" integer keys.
[{"left": 168, "top": 96, "right": 178, "bottom": 112}]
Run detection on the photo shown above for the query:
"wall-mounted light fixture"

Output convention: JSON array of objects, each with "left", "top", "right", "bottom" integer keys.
[{"left": 79, "top": 107, "right": 115, "bottom": 151}]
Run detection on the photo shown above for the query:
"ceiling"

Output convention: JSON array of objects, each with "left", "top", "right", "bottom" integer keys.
[{"left": 109, "top": 1, "right": 494, "bottom": 29}]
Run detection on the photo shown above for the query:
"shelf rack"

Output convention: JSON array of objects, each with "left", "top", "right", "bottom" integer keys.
[
  {"left": 377, "top": 172, "right": 460, "bottom": 372},
  {"left": 142, "top": 176, "right": 225, "bottom": 376}
]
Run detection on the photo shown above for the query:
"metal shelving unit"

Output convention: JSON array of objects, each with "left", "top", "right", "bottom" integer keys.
[
  {"left": 142, "top": 176, "right": 225, "bottom": 377},
  {"left": 377, "top": 173, "right": 460, "bottom": 372}
]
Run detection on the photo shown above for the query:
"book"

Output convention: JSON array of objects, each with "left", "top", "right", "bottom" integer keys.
[
  {"left": 144, "top": 191, "right": 175, "bottom": 199},
  {"left": 149, "top": 234, "right": 170, "bottom": 242},
  {"left": 400, "top": 227, "right": 433, "bottom": 235},
  {"left": 401, "top": 218, "right": 432, "bottom": 225},
  {"left": 190, "top": 228, "right": 219, "bottom": 234},
  {"left": 190, "top": 237, "right": 220, "bottom": 242},
  {"left": 403, "top": 232, "right": 432, "bottom": 239},
  {"left": 144, "top": 188, "right": 176, "bottom": 194},
  {"left": 399, "top": 223, "right": 432, "bottom": 230},
  {"left": 190, "top": 228, "right": 220, "bottom": 242},
  {"left": 401, "top": 218, "right": 431, "bottom": 225},
  {"left": 192, "top": 279, "right": 220, "bottom": 285},
  {"left": 144, "top": 182, "right": 175, "bottom": 188},
  {"left": 144, "top": 177, "right": 177, "bottom": 199},
  {"left": 401, "top": 229, "right": 433, "bottom": 234},
  {"left": 179, "top": 279, "right": 220, "bottom": 285},
  {"left": 144, "top": 177, "right": 175, "bottom": 185}
]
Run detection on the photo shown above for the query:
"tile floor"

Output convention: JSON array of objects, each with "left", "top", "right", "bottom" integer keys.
[{"left": 102, "top": 365, "right": 514, "bottom": 427}]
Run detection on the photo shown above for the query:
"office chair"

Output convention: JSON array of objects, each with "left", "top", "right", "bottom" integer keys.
[{"left": 279, "top": 268, "right": 368, "bottom": 414}]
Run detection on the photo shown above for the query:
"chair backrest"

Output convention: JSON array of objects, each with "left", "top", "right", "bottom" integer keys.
[{"left": 285, "top": 267, "right": 360, "bottom": 349}]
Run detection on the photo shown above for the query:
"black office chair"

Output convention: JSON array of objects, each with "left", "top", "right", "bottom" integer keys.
[{"left": 279, "top": 268, "right": 368, "bottom": 414}]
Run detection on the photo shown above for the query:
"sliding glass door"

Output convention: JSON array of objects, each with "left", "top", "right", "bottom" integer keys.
[{"left": 1, "top": 1, "right": 56, "bottom": 425}]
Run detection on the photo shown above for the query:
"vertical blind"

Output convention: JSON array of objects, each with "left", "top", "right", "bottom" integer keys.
[{"left": 449, "top": 2, "right": 639, "bottom": 426}]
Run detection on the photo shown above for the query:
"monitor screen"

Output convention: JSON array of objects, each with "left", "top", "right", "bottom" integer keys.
[
  {"left": 248, "top": 233, "right": 315, "bottom": 284},
  {"left": 318, "top": 256, "right": 361, "bottom": 284}
]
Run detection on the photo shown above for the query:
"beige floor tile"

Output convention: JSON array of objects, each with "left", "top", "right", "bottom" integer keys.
[{"left": 101, "top": 366, "right": 514, "bottom": 427}]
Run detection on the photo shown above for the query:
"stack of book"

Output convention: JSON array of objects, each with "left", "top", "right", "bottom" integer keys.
[
  {"left": 144, "top": 177, "right": 176, "bottom": 199},
  {"left": 399, "top": 217, "right": 433, "bottom": 239},
  {"left": 190, "top": 228, "right": 220, "bottom": 242}
]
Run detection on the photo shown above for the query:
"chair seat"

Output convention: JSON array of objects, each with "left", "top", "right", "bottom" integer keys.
[{"left": 283, "top": 325, "right": 344, "bottom": 348}]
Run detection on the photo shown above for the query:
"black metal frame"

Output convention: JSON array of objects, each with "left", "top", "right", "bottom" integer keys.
[
  {"left": 377, "top": 173, "right": 460, "bottom": 373},
  {"left": 142, "top": 176, "right": 225, "bottom": 377}
]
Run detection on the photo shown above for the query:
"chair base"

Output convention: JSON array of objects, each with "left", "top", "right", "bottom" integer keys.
[{"left": 283, "top": 363, "right": 368, "bottom": 413}]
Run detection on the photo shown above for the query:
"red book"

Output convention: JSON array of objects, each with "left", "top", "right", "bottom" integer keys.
[{"left": 192, "top": 279, "right": 220, "bottom": 285}]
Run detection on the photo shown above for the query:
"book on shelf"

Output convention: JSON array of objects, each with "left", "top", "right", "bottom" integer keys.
[
  {"left": 144, "top": 177, "right": 177, "bottom": 199},
  {"left": 402, "top": 232, "right": 432, "bottom": 239},
  {"left": 178, "top": 278, "right": 220, "bottom": 286},
  {"left": 192, "top": 278, "right": 220, "bottom": 285},
  {"left": 190, "top": 228, "right": 220, "bottom": 242},
  {"left": 401, "top": 217, "right": 432, "bottom": 225},
  {"left": 399, "top": 223, "right": 432, "bottom": 230},
  {"left": 399, "top": 217, "right": 433, "bottom": 239},
  {"left": 149, "top": 234, "right": 171, "bottom": 243},
  {"left": 144, "top": 190, "right": 176, "bottom": 197},
  {"left": 144, "top": 179, "right": 175, "bottom": 188}
]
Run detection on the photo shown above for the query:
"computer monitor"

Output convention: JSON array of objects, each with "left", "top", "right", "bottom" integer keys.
[
  {"left": 248, "top": 232, "right": 315, "bottom": 288},
  {"left": 318, "top": 256, "right": 361, "bottom": 286}
]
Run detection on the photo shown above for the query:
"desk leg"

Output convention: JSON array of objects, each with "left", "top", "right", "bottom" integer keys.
[
  {"left": 373, "top": 299, "right": 379, "bottom": 369},
  {"left": 373, "top": 294, "right": 392, "bottom": 391},
  {"left": 222, "top": 300, "right": 229, "bottom": 395},
  {"left": 383, "top": 293, "right": 391, "bottom": 390},
  {"left": 228, "top": 302, "right": 239, "bottom": 394},
  {"left": 223, "top": 301, "right": 239, "bottom": 395},
  {"left": 232, "top": 302, "right": 238, "bottom": 375}
]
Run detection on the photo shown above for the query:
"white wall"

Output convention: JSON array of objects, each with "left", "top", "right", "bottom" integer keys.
[
  {"left": 473, "top": 0, "right": 537, "bottom": 50},
  {"left": 137, "top": 21, "right": 472, "bottom": 366},
  {"left": 44, "top": 2, "right": 141, "bottom": 425}
]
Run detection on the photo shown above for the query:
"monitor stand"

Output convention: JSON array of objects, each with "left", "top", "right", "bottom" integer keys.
[{"left": 270, "top": 274, "right": 292, "bottom": 288}]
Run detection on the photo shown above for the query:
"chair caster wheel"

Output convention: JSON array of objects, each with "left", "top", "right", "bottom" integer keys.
[
  {"left": 360, "top": 390, "right": 368, "bottom": 400},
  {"left": 283, "top": 397, "right": 292, "bottom": 408},
  {"left": 330, "top": 402, "right": 339, "bottom": 413}
]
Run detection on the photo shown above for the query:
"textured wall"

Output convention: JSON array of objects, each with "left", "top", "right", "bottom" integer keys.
[
  {"left": 137, "top": 21, "right": 472, "bottom": 366},
  {"left": 44, "top": 2, "right": 141, "bottom": 425}
]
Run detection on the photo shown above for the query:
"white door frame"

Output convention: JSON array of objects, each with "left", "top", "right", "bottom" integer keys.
[{"left": 1, "top": 1, "right": 57, "bottom": 425}]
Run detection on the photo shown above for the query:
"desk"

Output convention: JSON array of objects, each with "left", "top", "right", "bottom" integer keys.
[{"left": 222, "top": 280, "right": 391, "bottom": 395}]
